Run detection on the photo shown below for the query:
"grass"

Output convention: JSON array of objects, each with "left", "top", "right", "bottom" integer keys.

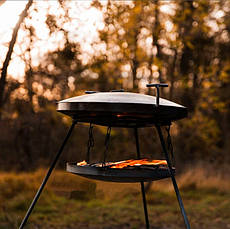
[{"left": 0, "top": 165, "right": 230, "bottom": 229}]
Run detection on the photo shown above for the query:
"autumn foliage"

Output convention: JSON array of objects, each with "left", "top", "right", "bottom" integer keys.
[{"left": 0, "top": 1, "right": 230, "bottom": 171}]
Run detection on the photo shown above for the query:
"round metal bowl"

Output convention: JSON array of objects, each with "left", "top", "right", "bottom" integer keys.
[
  {"left": 57, "top": 92, "right": 187, "bottom": 127},
  {"left": 66, "top": 162, "right": 175, "bottom": 183}
]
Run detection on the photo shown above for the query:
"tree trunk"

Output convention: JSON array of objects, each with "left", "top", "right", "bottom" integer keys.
[
  {"left": 148, "top": 0, "right": 162, "bottom": 94},
  {"left": 131, "top": 1, "right": 143, "bottom": 92},
  {"left": 25, "top": 25, "right": 35, "bottom": 113},
  {"left": 132, "top": 58, "right": 139, "bottom": 92},
  {"left": 131, "top": 26, "right": 140, "bottom": 92},
  {"left": 169, "top": 49, "right": 177, "bottom": 100},
  {"left": 0, "top": 0, "right": 33, "bottom": 119}
]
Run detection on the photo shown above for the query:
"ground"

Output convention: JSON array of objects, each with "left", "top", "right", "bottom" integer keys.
[{"left": 0, "top": 167, "right": 229, "bottom": 229}]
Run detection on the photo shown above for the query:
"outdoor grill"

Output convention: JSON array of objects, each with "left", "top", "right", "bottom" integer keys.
[{"left": 19, "top": 84, "right": 191, "bottom": 229}]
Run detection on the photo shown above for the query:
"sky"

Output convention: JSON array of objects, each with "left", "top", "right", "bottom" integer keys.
[
  {"left": 0, "top": 0, "right": 104, "bottom": 81},
  {"left": 0, "top": 1, "right": 27, "bottom": 81},
  {"left": 0, "top": 0, "right": 225, "bottom": 84}
]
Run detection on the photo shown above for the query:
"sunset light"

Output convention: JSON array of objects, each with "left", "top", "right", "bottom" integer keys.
[
  {"left": 0, "top": 1, "right": 103, "bottom": 80},
  {"left": 1, "top": 1, "right": 230, "bottom": 228}
]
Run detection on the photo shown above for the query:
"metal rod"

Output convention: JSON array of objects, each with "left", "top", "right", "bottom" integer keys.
[
  {"left": 86, "top": 123, "right": 94, "bottom": 164},
  {"left": 19, "top": 120, "right": 77, "bottom": 229},
  {"left": 134, "top": 128, "right": 149, "bottom": 229},
  {"left": 156, "top": 86, "right": 160, "bottom": 107},
  {"left": 155, "top": 125, "right": 191, "bottom": 229}
]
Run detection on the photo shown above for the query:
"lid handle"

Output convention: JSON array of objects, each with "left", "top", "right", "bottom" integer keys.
[
  {"left": 146, "top": 83, "right": 168, "bottom": 107},
  {"left": 85, "top": 91, "right": 97, "bottom": 94}
]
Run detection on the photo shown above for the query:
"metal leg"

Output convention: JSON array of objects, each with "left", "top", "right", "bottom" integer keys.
[
  {"left": 19, "top": 120, "right": 77, "bottom": 229},
  {"left": 134, "top": 128, "right": 149, "bottom": 229},
  {"left": 156, "top": 125, "right": 191, "bottom": 229}
]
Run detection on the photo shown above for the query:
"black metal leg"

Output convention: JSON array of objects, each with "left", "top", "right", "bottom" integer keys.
[
  {"left": 134, "top": 128, "right": 149, "bottom": 229},
  {"left": 156, "top": 125, "right": 191, "bottom": 229},
  {"left": 19, "top": 120, "right": 77, "bottom": 229}
]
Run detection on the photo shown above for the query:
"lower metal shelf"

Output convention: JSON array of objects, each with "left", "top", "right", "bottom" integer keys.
[{"left": 66, "top": 162, "right": 175, "bottom": 183}]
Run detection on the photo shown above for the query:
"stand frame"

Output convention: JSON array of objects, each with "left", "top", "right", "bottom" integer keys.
[
  {"left": 19, "top": 120, "right": 77, "bottom": 229},
  {"left": 19, "top": 121, "right": 190, "bottom": 229}
]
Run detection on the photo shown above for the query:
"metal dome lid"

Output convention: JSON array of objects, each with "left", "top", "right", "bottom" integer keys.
[
  {"left": 58, "top": 92, "right": 183, "bottom": 107},
  {"left": 57, "top": 86, "right": 187, "bottom": 127}
]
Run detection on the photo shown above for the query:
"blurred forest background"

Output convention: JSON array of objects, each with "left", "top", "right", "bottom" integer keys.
[
  {"left": 1, "top": 1, "right": 230, "bottom": 228},
  {"left": 0, "top": 0, "right": 230, "bottom": 172}
]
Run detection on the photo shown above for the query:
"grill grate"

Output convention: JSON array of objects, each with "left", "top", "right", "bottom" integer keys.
[{"left": 67, "top": 162, "right": 175, "bottom": 183}]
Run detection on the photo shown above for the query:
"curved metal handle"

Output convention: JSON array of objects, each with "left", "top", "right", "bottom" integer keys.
[{"left": 146, "top": 83, "right": 168, "bottom": 107}]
